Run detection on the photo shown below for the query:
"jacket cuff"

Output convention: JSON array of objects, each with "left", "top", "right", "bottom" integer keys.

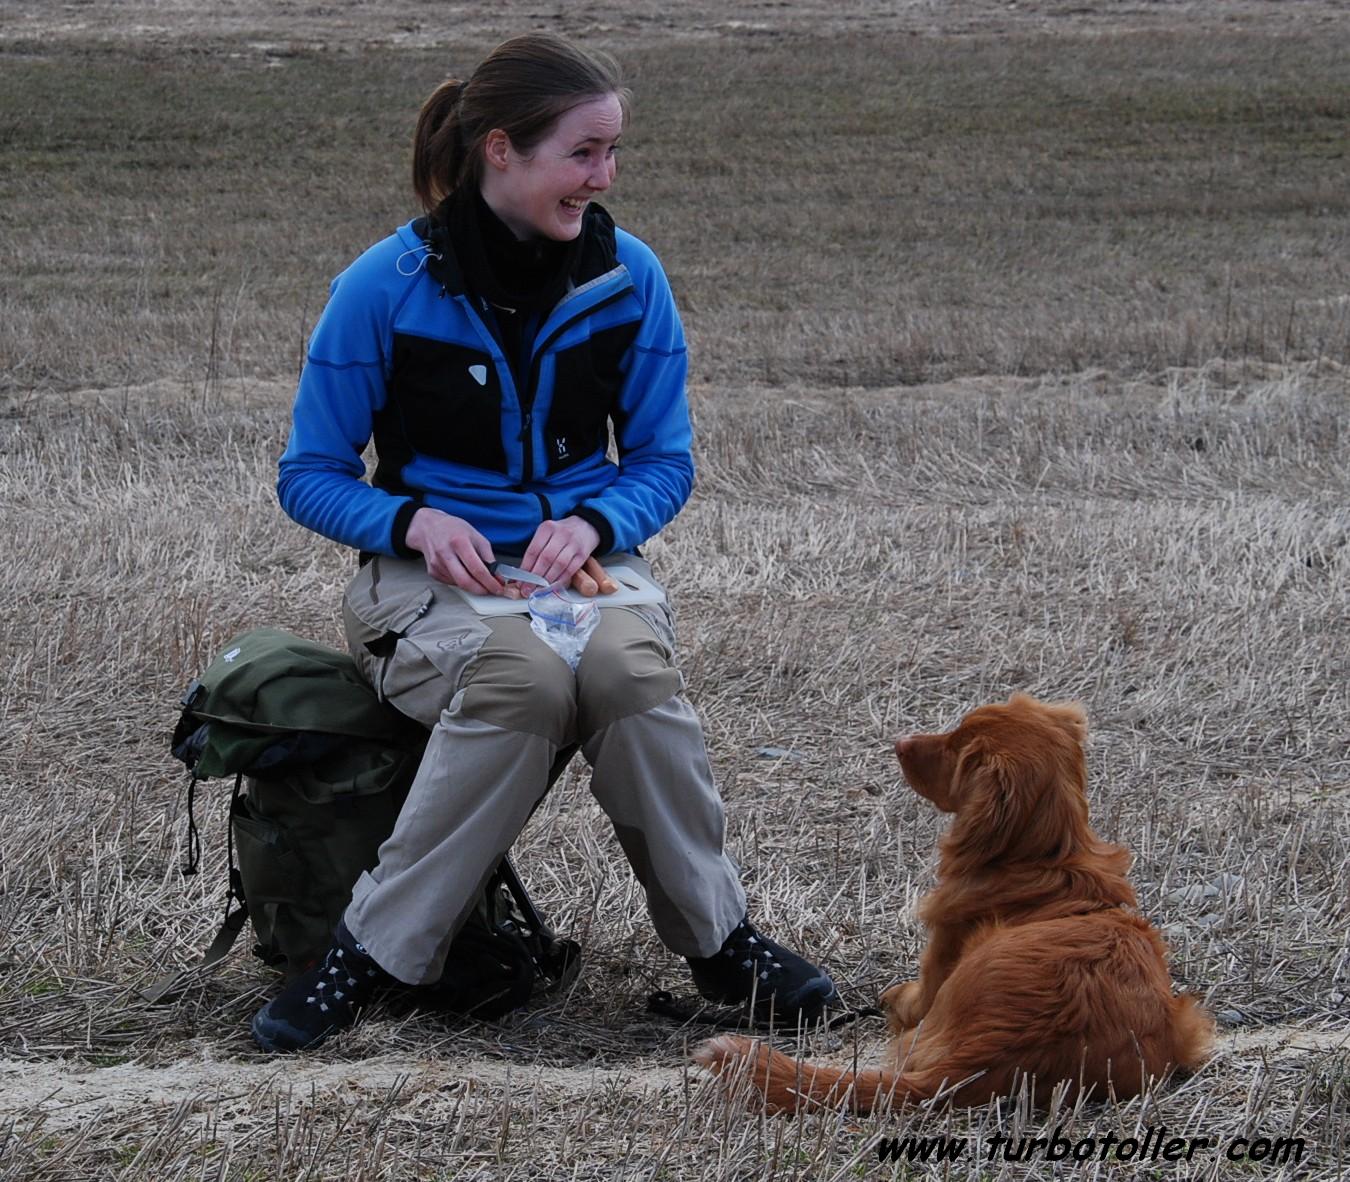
[
  {"left": 572, "top": 506, "right": 615, "bottom": 557},
  {"left": 392, "top": 500, "right": 422, "bottom": 559}
]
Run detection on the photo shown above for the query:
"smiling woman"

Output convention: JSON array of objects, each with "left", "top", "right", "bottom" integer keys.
[
  {"left": 258, "top": 32, "right": 842, "bottom": 1054},
  {"left": 480, "top": 95, "right": 623, "bottom": 243}
]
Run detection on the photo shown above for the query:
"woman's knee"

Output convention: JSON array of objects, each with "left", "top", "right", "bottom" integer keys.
[
  {"left": 576, "top": 609, "right": 683, "bottom": 736},
  {"left": 459, "top": 616, "right": 577, "bottom": 745}
]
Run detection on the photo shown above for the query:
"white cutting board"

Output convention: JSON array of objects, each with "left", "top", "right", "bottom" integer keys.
[{"left": 452, "top": 561, "right": 667, "bottom": 617}]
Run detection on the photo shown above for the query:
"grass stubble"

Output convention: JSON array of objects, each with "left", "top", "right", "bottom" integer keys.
[{"left": 0, "top": 3, "right": 1347, "bottom": 1179}]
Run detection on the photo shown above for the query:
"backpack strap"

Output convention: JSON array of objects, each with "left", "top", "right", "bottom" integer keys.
[
  {"left": 181, "top": 772, "right": 203, "bottom": 876},
  {"left": 137, "top": 904, "right": 249, "bottom": 1005},
  {"left": 139, "top": 775, "right": 251, "bottom": 1005}
]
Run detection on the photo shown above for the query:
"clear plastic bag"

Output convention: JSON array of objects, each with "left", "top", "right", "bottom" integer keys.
[{"left": 527, "top": 588, "right": 599, "bottom": 670}]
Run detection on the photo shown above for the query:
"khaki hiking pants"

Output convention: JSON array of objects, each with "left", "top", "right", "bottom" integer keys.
[{"left": 339, "top": 553, "right": 747, "bottom": 985}]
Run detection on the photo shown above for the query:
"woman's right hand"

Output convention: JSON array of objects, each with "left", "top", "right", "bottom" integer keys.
[{"left": 406, "top": 507, "right": 504, "bottom": 595}]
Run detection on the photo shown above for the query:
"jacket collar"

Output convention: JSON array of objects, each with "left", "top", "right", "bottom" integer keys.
[{"left": 413, "top": 197, "right": 620, "bottom": 302}]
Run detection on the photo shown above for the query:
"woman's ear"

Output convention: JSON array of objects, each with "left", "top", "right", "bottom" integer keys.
[{"left": 483, "top": 128, "right": 512, "bottom": 172}]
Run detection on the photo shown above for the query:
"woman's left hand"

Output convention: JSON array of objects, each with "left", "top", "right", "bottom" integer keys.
[{"left": 521, "top": 516, "right": 602, "bottom": 587}]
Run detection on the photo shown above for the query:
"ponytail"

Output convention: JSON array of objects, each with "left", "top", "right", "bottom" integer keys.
[
  {"left": 411, "top": 34, "right": 629, "bottom": 214},
  {"left": 412, "top": 78, "right": 468, "bottom": 211}
]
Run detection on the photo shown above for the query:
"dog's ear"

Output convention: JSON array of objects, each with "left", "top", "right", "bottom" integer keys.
[
  {"left": 943, "top": 738, "right": 1035, "bottom": 865},
  {"left": 943, "top": 721, "right": 1093, "bottom": 867}
]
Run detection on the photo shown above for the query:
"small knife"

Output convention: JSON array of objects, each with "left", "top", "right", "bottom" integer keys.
[{"left": 487, "top": 560, "right": 551, "bottom": 588}]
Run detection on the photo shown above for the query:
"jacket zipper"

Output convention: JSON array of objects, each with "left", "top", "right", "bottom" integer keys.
[{"left": 518, "top": 286, "right": 632, "bottom": 485}]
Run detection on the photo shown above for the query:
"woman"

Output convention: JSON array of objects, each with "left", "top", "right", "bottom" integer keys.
[{"left": 255, "top": 33, "right": 839, "bottom": 1052}]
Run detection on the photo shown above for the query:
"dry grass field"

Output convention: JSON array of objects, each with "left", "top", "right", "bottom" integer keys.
[{"left": 1, "top": 2, "right": 1348, "bottom": 1179}]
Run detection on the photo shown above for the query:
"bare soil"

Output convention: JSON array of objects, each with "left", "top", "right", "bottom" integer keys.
[{"left": 4, "top": 0, "right": 1348, "bottom": 51}]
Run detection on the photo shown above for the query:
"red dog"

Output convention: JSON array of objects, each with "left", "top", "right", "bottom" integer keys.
[{"left": 695, "top": 694, "right": 1213, "bottom": 1113}]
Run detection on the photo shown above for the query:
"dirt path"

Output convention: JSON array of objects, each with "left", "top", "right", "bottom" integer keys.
[
  {"left": 3, "top": 1025, "right": 1344, "bottom": 1136},
  {"left": 1, "top": 1051, "right": 685, "bottom": 1135}
]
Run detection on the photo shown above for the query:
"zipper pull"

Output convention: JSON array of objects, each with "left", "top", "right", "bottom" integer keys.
[{"left": 518, "top": 411, "right": 531, "bottom": 442}]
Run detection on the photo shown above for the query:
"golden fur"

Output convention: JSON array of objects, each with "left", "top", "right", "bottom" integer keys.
[{"left": 694, "top": 693, "right": 1214, "bottom": 1113}]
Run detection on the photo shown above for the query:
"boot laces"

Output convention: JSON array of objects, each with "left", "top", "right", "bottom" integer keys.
[
  {"left": 304, "top": 945, "right": 380, "bottom": 1013},
  {"left": 721, "top": 922, "right": 783, "bottom": 982}
]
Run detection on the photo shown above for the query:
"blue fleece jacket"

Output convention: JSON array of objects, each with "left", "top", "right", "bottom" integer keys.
[{"left": 278, "top": 212, "right": 693, "bottom": 558}]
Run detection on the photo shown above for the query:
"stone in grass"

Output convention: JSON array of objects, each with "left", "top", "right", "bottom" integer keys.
[{"left": 1164, "top": 873, "right": 1245, "bottom": 907}]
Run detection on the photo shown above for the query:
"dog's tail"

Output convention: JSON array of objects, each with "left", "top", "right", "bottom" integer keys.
[
  {"left": 1169, "top": 992, "right": 1217, "bottom": 1072},
  {"left": 693, "top": 1035, "right": 929, "bottom": 1115}
]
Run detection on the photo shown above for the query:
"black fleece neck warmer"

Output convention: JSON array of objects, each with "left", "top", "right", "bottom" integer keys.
[{"left": 437, "top": 186, "right": 582, "bottom": 314}]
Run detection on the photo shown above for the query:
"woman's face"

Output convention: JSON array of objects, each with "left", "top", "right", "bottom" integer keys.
[{"left": 481, "top": 92, "right": 623, "bottom": 242}]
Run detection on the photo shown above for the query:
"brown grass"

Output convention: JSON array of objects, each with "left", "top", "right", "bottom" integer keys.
[{"left": 1, "top": 2, "right": 1348, "bottom": 1179}]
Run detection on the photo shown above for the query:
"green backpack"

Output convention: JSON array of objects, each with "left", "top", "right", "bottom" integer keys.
[{"left": 150, "top": 627, "right": 580, "bottom": 1017}]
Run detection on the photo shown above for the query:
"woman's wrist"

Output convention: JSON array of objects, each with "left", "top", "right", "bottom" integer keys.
[
  {"left": 569, "top": 507, "right": 613, "bottom": 556},
  {"left": 393, "top": 502, "right": 427, "bottom": 557},
  {"left": 561, "top": 515, "right": 602, "bottom": 556}
]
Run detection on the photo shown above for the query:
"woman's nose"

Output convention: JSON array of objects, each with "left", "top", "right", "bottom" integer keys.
[{"left": 589, "top": 156, "right": 614, "bottom": 190}]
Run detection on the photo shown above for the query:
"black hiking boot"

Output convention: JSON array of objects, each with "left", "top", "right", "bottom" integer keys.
[
  {"left": 251, "top": 922, "right": 393, "bottom": 1052},
  {"left": 687, "top": 916, "right": 842, "bottom": 1024}
]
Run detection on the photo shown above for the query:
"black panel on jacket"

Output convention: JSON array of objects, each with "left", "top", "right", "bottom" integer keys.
[
  {"left": 545, "top": 319, "right": 639, "bottom": 474},
  {"left": 371, "top": 399, "right": 416, "bottom": 496},
  {"left": 388, "top": 333, "right": 507, "bottom": 473}
]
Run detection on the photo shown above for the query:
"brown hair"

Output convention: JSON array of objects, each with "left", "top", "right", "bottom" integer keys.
[{"left": 412, "top": 33, "right": 629, "bottom": 212}]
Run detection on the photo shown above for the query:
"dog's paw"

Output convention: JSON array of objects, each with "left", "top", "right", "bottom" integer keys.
[
  {"left": 693, "top": 1034, "right": 759, "bottom": 1075},
  {"left": 880, "top": 980, "right": 924, "bottom": 1030}
]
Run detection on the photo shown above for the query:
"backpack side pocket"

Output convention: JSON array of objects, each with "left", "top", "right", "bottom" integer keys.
[
  {"left": 232, "top": 776, "right": 411, "bottom": 980},
  {"left": 230, "top": 791, "right": 302, "bottom": 973}
]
